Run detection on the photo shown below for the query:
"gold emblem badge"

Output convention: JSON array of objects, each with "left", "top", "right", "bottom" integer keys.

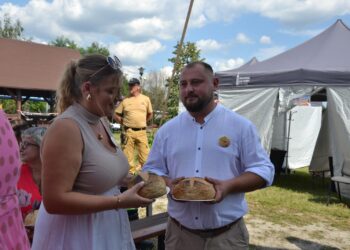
[{"left": 219, "top": 136, "right": 230, "bottom": 147}]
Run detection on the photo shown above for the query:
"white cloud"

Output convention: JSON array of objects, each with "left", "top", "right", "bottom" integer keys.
[
  {"left": 260, "top": 35, "right": 272, "bottom": 44},
  {"left": 125, "top": 17, "right": 174, "bottom": 40},
  {"left": 121, "top": 66, "right": 140, "bottom": 79},
  {"left": 256, "top": 46, "right": 286, "bottom": 60},
  {"left": 196, "top": 39, "right": 222, "bottom": 51},
  {"left": 160, "top": 66, "right": 173, "bottom": 78},
  {"left": 215, "top": 58, "right": 245, "bottom": 71},
  {"left": 235, "top": 33, "right": 253, "bottom": 44},
  {"left": 109, "top": 39, "right": 164, "bottom": 64},
  {"left": 2, "top": 0, "right": 350, "bottom": 47},
  {"left": 0, "top": 0, "right": 188, "bottom": 43},
  {"left": 251, "top": 0, "right": 350, "bottom": 27},
  {"left": 195, "top": 0, "right": 350, "bottom": 28}
]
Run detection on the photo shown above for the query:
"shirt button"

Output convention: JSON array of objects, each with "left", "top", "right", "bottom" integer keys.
[
  {"left": 198, "top": 147, "right": 201, "bottom": 150},
  {"left": 196, "top": 170, "right": 199, "bottom": 173},
  {"left": 195, "top": 217, "right": 198, "bottom": 220},
  {"left": 200, "top": 126, "right": 203, "bottom": 129}
]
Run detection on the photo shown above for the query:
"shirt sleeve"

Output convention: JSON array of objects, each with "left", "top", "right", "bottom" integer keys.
[
  {"left": 142, "top": 128, "right": 168, "bottom": 177},
  {"left": 240, "top": 122, "right": 275, "bottom": 186},
  {"left": 115, "top": 101, "right": 124, "bottom": 115}
]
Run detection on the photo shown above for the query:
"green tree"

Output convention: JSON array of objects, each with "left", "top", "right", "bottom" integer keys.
[
  {"left": 49, "top": 36, "right": 79, "bottom": 49},
  {"left": 119, "top": 76, "right": 129, "bottom": 99},
  {"left": 166, "top": 41, "right": 203, "bottom": 119},
  {"left": 0, "top": 99, "right": 16, "bottom": 113},
  {"left": 0, "top": 99, "right": 46, "bottom": 113},
  {"left": 80, "top": 42, "right": 110, "bottom": 56},
  {"left": 0, "top": 13, "right": 24, "bottom": 39},
  {"left": 50, "top": 38, "right": 110, "bottom": 56},
  {"left": 22, "top": 101, "right": 46, "bottom": 112}
]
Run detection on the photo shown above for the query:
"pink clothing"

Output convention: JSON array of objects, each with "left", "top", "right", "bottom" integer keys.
[{"left": 0, "top": 110, "right": 30, "bottom": 250}]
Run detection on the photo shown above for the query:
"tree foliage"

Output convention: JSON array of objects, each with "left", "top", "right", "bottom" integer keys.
[
  {"left": 80, "top": 42, "right": 110, "bottom": 56},
  {"left": 166, "top": 41, "right": 203, "bottom": 119},
  {"left": 49, "top": 36, "right": 110, "bottom": 56},
  {"left": 49, "top": 36, "right": 78, "bottom": 49},
  {"left": 0, "top": 99, "right": 46, "bottom": 113},
  {"left": 0, "top": 13, "right": 24, "bottom": 39},
  {"left": 22, "top": 101, "right": 47, "bottom": 113},
  {"left": 0, "top": 99, "right": 16, "bottom": 114},
  {"left": 119, "top": 76, "right": 129, "bottom": 100},
  {"left": 142, "top": 71, "right": 168, "bottom": 125}
]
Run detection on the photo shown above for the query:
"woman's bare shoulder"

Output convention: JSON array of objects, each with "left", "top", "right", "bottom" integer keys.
[{"left": 45, "top": 118, "right": 82, "bottom": 145}]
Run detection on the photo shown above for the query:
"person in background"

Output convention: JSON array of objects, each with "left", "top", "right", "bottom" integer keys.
[
  {"left": 0, "top": 109, "right": 30, "bottom": 249},
  {"left": 143, "top": 61, "right": 274, "bottom": 250},
  {"left": 31, "top": 54, "right": 153, "bottom": 250},
  {"left": 114, "top": 78, "right": 153, "bottom": 174},
  {"left": 17, "top": 126, "right": 47, "bottom": 218},
  {"left": 12, "top": 121, "right": 31, "bottom": 144}
]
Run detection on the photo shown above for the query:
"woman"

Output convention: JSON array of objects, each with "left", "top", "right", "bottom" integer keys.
[
  {"left": 0, "top": 109, "right": 30, "bottom": 249},
  {"left": 32, "top": 54, "right": 153, "bottom": 250},
  {"left": 17, "top": 127, "right": 47, "bottom": 218}
]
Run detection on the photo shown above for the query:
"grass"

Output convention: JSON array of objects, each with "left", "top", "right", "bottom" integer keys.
[
  {"left": 113, "top": 131, "right": 121, "bottom": 145},
  {"left": 246, "top": 167, "right": 350, "bottom": 230}
]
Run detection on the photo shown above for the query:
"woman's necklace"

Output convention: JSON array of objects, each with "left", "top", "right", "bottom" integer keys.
[
  {"left": 75, "top": 103, "right": 105, "bottom": 141},
  {"left": 94, "top": 121, "right": 104, "bottom": 140},
  {"left": 97, "top": 133, "right": 104, "bottom": 140}
]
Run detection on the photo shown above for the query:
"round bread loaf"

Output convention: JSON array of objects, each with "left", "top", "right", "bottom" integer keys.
[
  {"left": 172, "top": 177, "right": 216, "bottom": 200},
  {"left": 24, "top": 209, "right": 39, "bottom": 226},
  {"left": 128, "top": 172, "right": 167, "bottom": 199}
]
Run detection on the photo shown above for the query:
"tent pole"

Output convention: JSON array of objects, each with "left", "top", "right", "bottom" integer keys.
[{"left": 285, "top": 110, "right": 296, "bottom": 173}]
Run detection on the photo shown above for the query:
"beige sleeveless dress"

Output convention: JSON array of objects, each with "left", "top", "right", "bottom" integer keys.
[{"left": 32, "top": 103, "right": 135, "bottom": 250}]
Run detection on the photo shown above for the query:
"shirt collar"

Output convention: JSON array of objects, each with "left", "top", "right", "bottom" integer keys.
[
  {"left": 184, "top": 103, "right": 222, "bottom": 125},
  {"left": 72, "top": 102, "right": 100, "bottom": 125}
]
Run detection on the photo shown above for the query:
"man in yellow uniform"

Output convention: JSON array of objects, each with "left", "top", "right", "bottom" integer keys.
[{"left": 114, "top": 77, "right": 153, "bottom": 174}]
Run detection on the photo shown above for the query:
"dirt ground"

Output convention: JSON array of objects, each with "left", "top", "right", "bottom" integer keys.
[
  {"left": 246, "top": 215, "right": 350, "bottom": 250},
  {"left": 140, "top": 196, "right": 350, "bottom": 250}
]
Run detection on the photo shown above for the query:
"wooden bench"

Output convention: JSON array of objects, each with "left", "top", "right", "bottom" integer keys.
[{"left": 130, "top": 212, "right": 168, "bottom": 250}]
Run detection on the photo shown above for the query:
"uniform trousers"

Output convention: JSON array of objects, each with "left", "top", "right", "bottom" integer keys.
[{"left": 122, "top": 128, "right": 149, "bottom": 174}]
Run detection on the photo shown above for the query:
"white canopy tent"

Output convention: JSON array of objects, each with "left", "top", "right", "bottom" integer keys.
[{"left": 215, "top": 20, "right": 350, "bottom": 199}]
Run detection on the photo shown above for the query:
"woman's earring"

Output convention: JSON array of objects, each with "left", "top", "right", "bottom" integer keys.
[{"left": 86, "top": 94, "right": 92, "bottom": 101}]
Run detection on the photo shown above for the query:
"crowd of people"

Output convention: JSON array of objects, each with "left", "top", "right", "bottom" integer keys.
[{"left": 0, "top": 54, "right": 274, "bottom": 250}]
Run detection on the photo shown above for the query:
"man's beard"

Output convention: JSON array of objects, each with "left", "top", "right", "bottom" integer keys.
[{"left": 183, "top": 94, "right": 212, "bottom": 112}]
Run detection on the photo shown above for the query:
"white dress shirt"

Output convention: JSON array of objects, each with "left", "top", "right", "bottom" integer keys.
[{"left": 143, "top": 104, "right": 274, "bottom": 230}]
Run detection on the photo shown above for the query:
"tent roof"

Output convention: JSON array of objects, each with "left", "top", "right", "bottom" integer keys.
[
  {"left": 219, "top": 57, "right": 259, "bottom": 74},
  {"left": 0, "top": 38, "right": 81, "bottom": 92},
  {"left": 216, "top": 19, "right": 350, "bottom": 87}
]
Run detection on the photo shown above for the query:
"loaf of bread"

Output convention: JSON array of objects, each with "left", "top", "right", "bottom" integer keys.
[
  {"left": 24, "top": 209, "right": 39, "bottom": 226},
  {"left": 128, "top": 172, "right": 167, "bottom": 199},
  {"left": 172, "top": 177, "right": 216, "bottom": 200}
]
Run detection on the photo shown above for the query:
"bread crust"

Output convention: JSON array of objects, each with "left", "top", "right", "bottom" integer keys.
[
  {"left": 128, "top": 172, "right": 167, "bottom": 199},
  {"left": 24, "top": 209, "right": 39, "bottom": 226},
  {"left": 172, "top": 177, "right": 216, "bottom": 200}
]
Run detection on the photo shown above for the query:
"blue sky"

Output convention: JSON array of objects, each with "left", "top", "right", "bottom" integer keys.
[{"left": 1, "top": 0, "right": 350, "bottom": 79}]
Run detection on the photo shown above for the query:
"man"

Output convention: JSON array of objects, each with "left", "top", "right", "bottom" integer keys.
[
  {"left": 114, "top": 77, "right": 153, "bottom": 174},
  {"left": 143, "top": 62, "right": 274, "bottom": 250}
]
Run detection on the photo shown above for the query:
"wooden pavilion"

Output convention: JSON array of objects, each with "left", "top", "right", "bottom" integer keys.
[{"left": 0, "top": 37, "right": 81, "bottom": 119}]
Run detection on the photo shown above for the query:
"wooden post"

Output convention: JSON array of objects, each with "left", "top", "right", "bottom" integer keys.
[{"left": 16, "top": 89, "right": 22, "bottom": 112}]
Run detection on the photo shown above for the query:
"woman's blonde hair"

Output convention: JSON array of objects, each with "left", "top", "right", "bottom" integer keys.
[{"left": 56, "top": 54, "right": 123, "bottom": 113}]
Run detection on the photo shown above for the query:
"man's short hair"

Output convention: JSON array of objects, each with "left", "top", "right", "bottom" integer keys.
[
  {"left": 184, "top": 61, "right": 214, "bottom": 74},
  {"left": 128, "top": 78, "right": 141, "bottom": 86}
]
